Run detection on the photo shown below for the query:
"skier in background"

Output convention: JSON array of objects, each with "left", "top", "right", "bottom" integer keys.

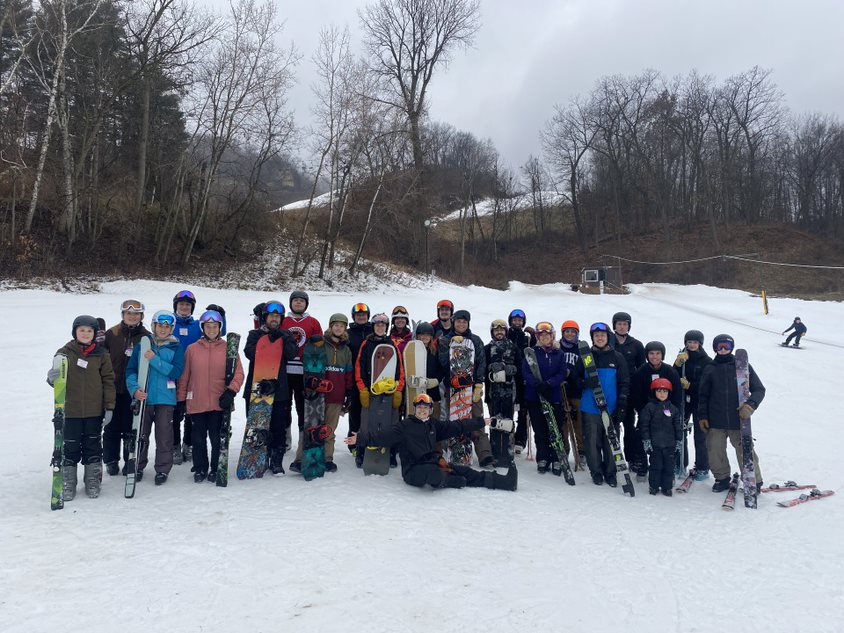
[
  {"left": 697, "top": 334, "right": 765, "bottom": 493},
  {"left": 781, "top": 317, "right": 807, "bottom": 348}
]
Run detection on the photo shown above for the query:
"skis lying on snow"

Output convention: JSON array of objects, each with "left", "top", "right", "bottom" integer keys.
[
  {"left": 761, "top": 482, "right": 817, "bottom": 492},
  {"left": 777, "top": 489, "right": 834, "bottom": 508},
  {"left": 721, "top": 473, "right": 741, "bottom": 511}
]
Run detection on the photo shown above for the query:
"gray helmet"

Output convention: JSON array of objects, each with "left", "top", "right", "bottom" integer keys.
[
  {"left": 72, "top": 315, "right": 99, "bottom": 339},
  {"left": 415, "top": 322, "right": 434, "bottom": 337},
  {"left": 645, "top": 341, "right": 666, "bottom": 359}
]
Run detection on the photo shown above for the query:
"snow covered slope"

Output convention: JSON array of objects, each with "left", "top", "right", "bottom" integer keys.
[{"left": 1, "top": 281, "right": 841, "bottom": 632}]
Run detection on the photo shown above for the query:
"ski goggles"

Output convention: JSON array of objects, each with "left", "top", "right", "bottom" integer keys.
[
  {"left": 174, "top": 290, "right": 196, "bottom": 302},
  {"left": 509, "top": 309, "right": 526, "bottom": 320},
  {"left": 153, "top": 313, "right": 176, "bottom": 326},
  {"left": 264, "top": 301, "right": 285, "bottom": 315},
  {"left": 715, "top": 340, "right": 734, "bottom": 353},
  {"left": 413, "top": 393, "right": 434, "bottom": 407},
  {"left": 535, "top": 321, "right": 555, "bottom": 335},
  {"left": 121, "top": 300, "right": 145, "bottom": 314},
  {"left": 352, "top": 303, "right": 370, "bottom": 315},
  {"left": 590, "top": 322, "right": 610, "bottom": 334},
  {"left": 372, "top": 314, "right": 389, "bottom": 326}
]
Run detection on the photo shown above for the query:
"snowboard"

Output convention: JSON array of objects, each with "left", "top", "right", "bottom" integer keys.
[
  {"left": 302, "top": 336, "right": 329, "bottom": 481},
  {"left": 125, "top": 336, "right": 151, "bottom": 499},
  {"left": 50, "top": 354, "right": 68, "bottom": 511},
  {"left": 447, "top": 337, "right": 475, "bottom": 465},
  {"left": 524, "top": 347, "right": 575, "bottom": 485},
  {"left": 578, "top": 341, "right": 634, "bottom": 496},
  {"left": 721, "top": 472, "right": 741, "bottom": 511},
  {"left": 675, "top": 468, "right": 697, "bottom": 493},
  {"left": 735, "top": 349, "right": 757, "bottom": 509},
  {"left": 403, "top": 340, "right": 428, "bottom": 416},
  {"left": 776, "top": 489, "right": 834, "bottom": 508},
  {"left": 216, "top": 332, "right": 241, "bottom": 488},
  {"left": 237, "top": 335, "right": 283, "bottom": 479},
  {"left": 486, "top": 339, "right": 518, "bottom": 467},
  {"left": 362, "top": 343, "right": 396, "bottom": 476}
]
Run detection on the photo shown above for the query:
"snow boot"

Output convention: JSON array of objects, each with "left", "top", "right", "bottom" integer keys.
[
  {"left": 62, "top": 464, "right": 78, "bottom": 501},
  {"left": 693, "top": 469, "right": 710, "bottom": 482},
  {"left": 325, "top": 461, "right": 337, "bottom": 473},
  {"left": 606, "top": 474, "right": 618, "bottom": 488},
  {"left": 136, "top": 470, "right": 144, "bottom": 482},
  {"left": 84, "top": 462, "right": 103, "bottom": 498},
  {"left": 536, "top": 460, "right": 550, "bottom": 474},
  {"left": 154, "top": 472, "right": 168, "bottom": 485},
  {"left": 712, "top": 478, "right": 731, "bottom": 492},
  {"left": 105, "top": 461, "right": 119, "bottom": 476},
  {"left": 551, "top": 461, "right": 563, "bottom": 476},
  {"left": 182, "top": 444, "right": 193, "bottom": 463},
  {"left": 662, "top": 489, "right": 673, "bottom": 497},
  {"left": 172, "top": 443, "right": 183, "bottom": 465},
  {"left": 484, "top": 465, "right": 518, "bottom": 491},
  {"left": 206, "top": 471, "right": 216, "bottom": 484},
  {"left": 649, "top": 487, "right": 658, "bottom": 495},
  {"left": 288, "top": 461, "right": 301, "bottom": 474},
  {"left": 270, "top": 449, "right": 285, "bottom": 475},
  {"left": 194, "top": 472, "right": 206, "bottom": 483},
  {"left": 591, "top": 472, "right": 604, "bottom": 486}
]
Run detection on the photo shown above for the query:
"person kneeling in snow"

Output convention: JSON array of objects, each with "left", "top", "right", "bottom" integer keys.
[{"left": 345, "top": 394, "right": 517, "bottom": 491}]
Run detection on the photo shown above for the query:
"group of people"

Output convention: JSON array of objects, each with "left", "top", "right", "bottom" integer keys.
[{"left": 48, "top": 291, "right": 766, "bottom": 500}]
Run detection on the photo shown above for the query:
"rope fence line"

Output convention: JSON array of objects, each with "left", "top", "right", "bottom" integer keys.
[{"left": 601, "top": 253, "right": 844, "bottom": 270}]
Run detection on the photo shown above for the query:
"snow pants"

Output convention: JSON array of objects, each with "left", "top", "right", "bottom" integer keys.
[
  {"left": 648, "top": 446, "right": 675, "bottom": 491},
  {"left": 191, "top": 410, "right": 222, "bottom": 475},
  {"left": 785, "top": 332, "right": 803, "bottom": 346},
  {"left": 139, "top": 405, "right": 174, "bottom": 474},
  {"left": 102, "top": 392, "right": 132, "bottom": 465},
  {"left": 582, "top": 412, "right": 615, "bottom": 478},
  {"left": 64, "top": 416, "right": 103, "bottom": 465},
  {"left": 705, "top": 428, "right": 762, "bottom": 482},
  {"left": 403, "top": 462, "right": 486, "bottom": 489},
  {"left": 526, "top": 400, "right": 565, "bottom": 463},
  {"left": 269, "top": 400, "right": 292, "bottom": 452},
  {"left": 294, "top": 403, "right": 341, "bottom": 463}
]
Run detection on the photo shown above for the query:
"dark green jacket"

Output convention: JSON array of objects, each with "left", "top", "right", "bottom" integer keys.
[{"left": 56, "top": 340, "right": 116, "bottom": 418}]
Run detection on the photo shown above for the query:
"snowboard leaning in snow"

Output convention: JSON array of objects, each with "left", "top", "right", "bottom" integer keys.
[
  {"left": 524, "top": 347, "right": 575, "bottom": 485},
  {"left": 486, "top": 339, "right": 518, "bottom": 467},
  {"left": 722, "top": 473, "right": 741, "bottom": 511},
  {"left": 447, "top": 337, "right": 475, "bottom": 465},
  {"left": 362, "top": 343, "right": 396, "bottom": 476},
  {"left": 125, "top": 336, "right": 151, "bottom": 499},
  {"left": 578, "top": 341, "right": 634, "bottom": 496},
  {"left": 237, "top": 335, "right": 282, "bottom": 479},
  {"left": 50, "top": 354, "right": 68, "bottom": 511},
  {"left": 735, "top": 349, "right": 757, "bottom": 509},
  {"left": 302, "top": 336, "right": 329, "bottom": 481},
  {"left": 776, "top": 489, "right": 834, "bottom": 508},
  {"left": 216, "top": 332, "right": 241, "bottom": 488}
]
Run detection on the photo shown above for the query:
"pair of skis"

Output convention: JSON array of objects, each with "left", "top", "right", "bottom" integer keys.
[{"left": 723, "top": 475, "right": 833, "bottom": 510}]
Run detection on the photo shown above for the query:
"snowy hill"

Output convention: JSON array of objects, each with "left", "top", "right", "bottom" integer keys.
[
  {"left": 441, "top": 190, "right": 565, "bottom": 221},
  {"left": 1, "top": 281, "right": 841, "bottom": 632}
]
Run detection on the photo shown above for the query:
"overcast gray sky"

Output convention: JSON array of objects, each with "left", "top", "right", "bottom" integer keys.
[{"left": 220, "top": 0, "right": 844, "bottom": 168}]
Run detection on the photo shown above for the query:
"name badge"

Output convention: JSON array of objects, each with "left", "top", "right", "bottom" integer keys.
[
  {"left": 187, "top": 391, "right": 193, "bottom": 400},
  {"left": 167, "top": 380, "right": 176, "bottom": 390},
  {"left": 77, "top": 358, "right": 88, "bottom": 369},
  {"left": 179, "top": 327, "right": 189, "bottom": 336},
  {"left": 125, "top": 347, "right": 133, "bottom": 357},
  {"left": 663, "top": 408, "right": 671, "bottom": 417}
]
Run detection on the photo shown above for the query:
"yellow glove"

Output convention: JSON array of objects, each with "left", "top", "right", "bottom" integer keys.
[
  {"left": 359, "top": 389, "right": 370, "bottom": 409},
  {"left": 391, "top": 390, "right": 403, "bottom": 409},
  {"left": 699, "top": 418, "right": 709, "bottom": 431},
  {"left": 371, "top": 377, "right": 397, "bottom": 395},
  {"left": 472, "top": 384, "right": 483, "bottom": 403},
  {"left": 738, "top": 403, "right": 755, "bottom": 420},
  {"left": 451, "top": 336, "right": 464, "bottom": 344},
  {"left": 674, "top": 351, "right": 688, "bottom": 367},
  {"left": 680, "top": 377, "right": 690, "bottom": 390}
]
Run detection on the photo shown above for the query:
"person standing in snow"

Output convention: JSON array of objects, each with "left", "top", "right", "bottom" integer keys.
[
  {"left": 126, "top": 310, "right": 185, "bottom": 486},
  {"left": 697, "top": 334, "right": 765, "bottom": 493},
  {"left": 559, "top": 320, "right": 585, "bottom": 467},
  {"left": 609, "top": 311, "right": 646, "bottom": 476},
  {"left": 673, "top": 330, "right": 711, "bottom": 481},
  {"left": 47, "top": 315, "right": 115, "bottom": 500},
  {"left": 507, "top": 309, "right": 535, "bottom": 454},
  {"left": 639, "top": 378, "right": 683, "bottom": 496},
  {"left": 102, "top": 300, "right": 150, "bottom": 477},
  {"left": 781, "top": 317, "right": 807, "bottom": 348},
  {"left": 346, "top": 303, "right": 373, "bottom": 448}
]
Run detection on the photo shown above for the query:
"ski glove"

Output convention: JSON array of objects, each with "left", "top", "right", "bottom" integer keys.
[
  {"left": 103, "top": 410, "right": 113, "bottom": 427},
  {"left": 450, "top": 336, "right": 464, "bottom": 344},
  {"left": 46, "top": 367, "right": 59, "bottom": 387},
  {"left": 698, "top": 418, "right": 709, "bottom": 431},
  {"left": 642, "top": 439, "right": 653, "bottom": 454},
  {"left": 426, "top": 378, "right": 439, "bottom": 390},
  {"left": 473, "top": 384, "right": 483, "bottom": 403},
  {"left": 174, "top": 401, "right": 186, "bottom": 423},
  {"left": 206, "top": 303, "right": 226, "bottom": 317},
  {"left": 674, "top": 351, "right": 688, "bottom": 367},
  {"left": 675, "top": 440, "right": 683, "bottom": 454},
  {"left": 219, "top": 389, "right": 235, "bottom": 411},
  {"left": 359, "top": 389, "right": 370, "bottom": 409},
  {"left": 391, "top": 390, "right": 403, "bottom": 409},
  {"left": 680, "top": 377, "right": 690, "bottom": 390},
  {"left": 738, "top": 403, "right": 755, "bottom": 420}
]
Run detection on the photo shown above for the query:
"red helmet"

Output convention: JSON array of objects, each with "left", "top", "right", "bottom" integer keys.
[
  {"left": 561, "top": 320, "right": 580, "bottom": 333},
  {"left": 650, "top": 378, "right": 672, "bottom": 392}
]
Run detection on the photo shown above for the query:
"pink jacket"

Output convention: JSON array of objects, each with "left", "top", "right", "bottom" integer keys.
[{"left": 177, "top": 337, "right": 245, "bottom": 415}]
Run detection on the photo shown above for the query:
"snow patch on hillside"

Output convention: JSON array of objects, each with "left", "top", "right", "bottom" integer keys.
[{"left": 441, "top": 190, "right": 566, "bottom": 221}]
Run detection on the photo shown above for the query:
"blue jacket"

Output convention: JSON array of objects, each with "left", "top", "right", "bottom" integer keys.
[
  {"left": 174, "top": 314, "right": 227, "bottom": 352},
  {"left": 574, "top": 346, "right": 629, "bottom": 416},
  {"left": 522, "top": 344, "right": 568, "bottom": 404},
  {"left": 126, "top": 334, "right": 185, "bottom": 406}
]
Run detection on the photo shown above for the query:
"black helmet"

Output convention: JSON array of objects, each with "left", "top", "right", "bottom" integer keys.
[
  {"left": 253, "top": 302, "right": 266, "bottom": 324},
  {"left": 645, "top": 341, "right": 666, "bottom": 359},
  {"left": 684, "top": 330, "right": 704, "bottom": 345},
  {"left": 612, "top": 311, "right": 631, "bottom": 330},
  {"left": 453, "top": 309, "right": 471, "bottom": 323},
  {"left": 415, "top": 322, "right": 434, "bottom": 337},
  {"left": 289, "top": 290, "right": 309, "bottom": 311},
  {"left": 712, "top": 334, "right": 735, "bottom": 353},
  {"left": 72, "top": 315, "right": 99, "bottom": 339},
  {"left": 173, "top": 289, "right": 196, "bottom": 314}
]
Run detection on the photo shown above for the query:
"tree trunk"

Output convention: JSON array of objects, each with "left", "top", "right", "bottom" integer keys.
[
  {"left": 349, "top": 173, "right": 383, "bottom": 274},
  {"left": 134, "top": 74, "right": 151, "bottom": 216}
]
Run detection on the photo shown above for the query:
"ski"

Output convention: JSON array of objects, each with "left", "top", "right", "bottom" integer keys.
[
  {"left": 675, "top": 468, "right": 697, "bottom": 494},
  {"left": 561, "top": 388, "right": 582, "bottom": 471},
  {"left": 761, "top": 482, "right": 817, "bottom": 493},
  {"left": 50, "top": 355, "right": 68, "bottom": 511},
  {"left": 301, "top": 336, "right": 328, "bottom": 481},
  {"left": 777, "top": 489, "right": 834, "bottom": 508},
  {"left": 578, "top": 341, "right": 634, "bottom": 496},
  {"left": 721, "top": 472, "right": 741, "bottom": 511},
  {"left": 735, "top": 349, "right": 757, "bottom": 509},
  {"left": 125, "top": 336, "right": 151, "bottom": 499},
  {"left": 216, "top": 332, "right": 241, "bottom": 488},
  {"left": 524, "top": 347, "right": 575, "bottom": 485}
]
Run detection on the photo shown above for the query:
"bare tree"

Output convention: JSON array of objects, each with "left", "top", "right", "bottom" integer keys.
[{"left": 359, "top": 0, "right": 480, "bottom": 175}]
